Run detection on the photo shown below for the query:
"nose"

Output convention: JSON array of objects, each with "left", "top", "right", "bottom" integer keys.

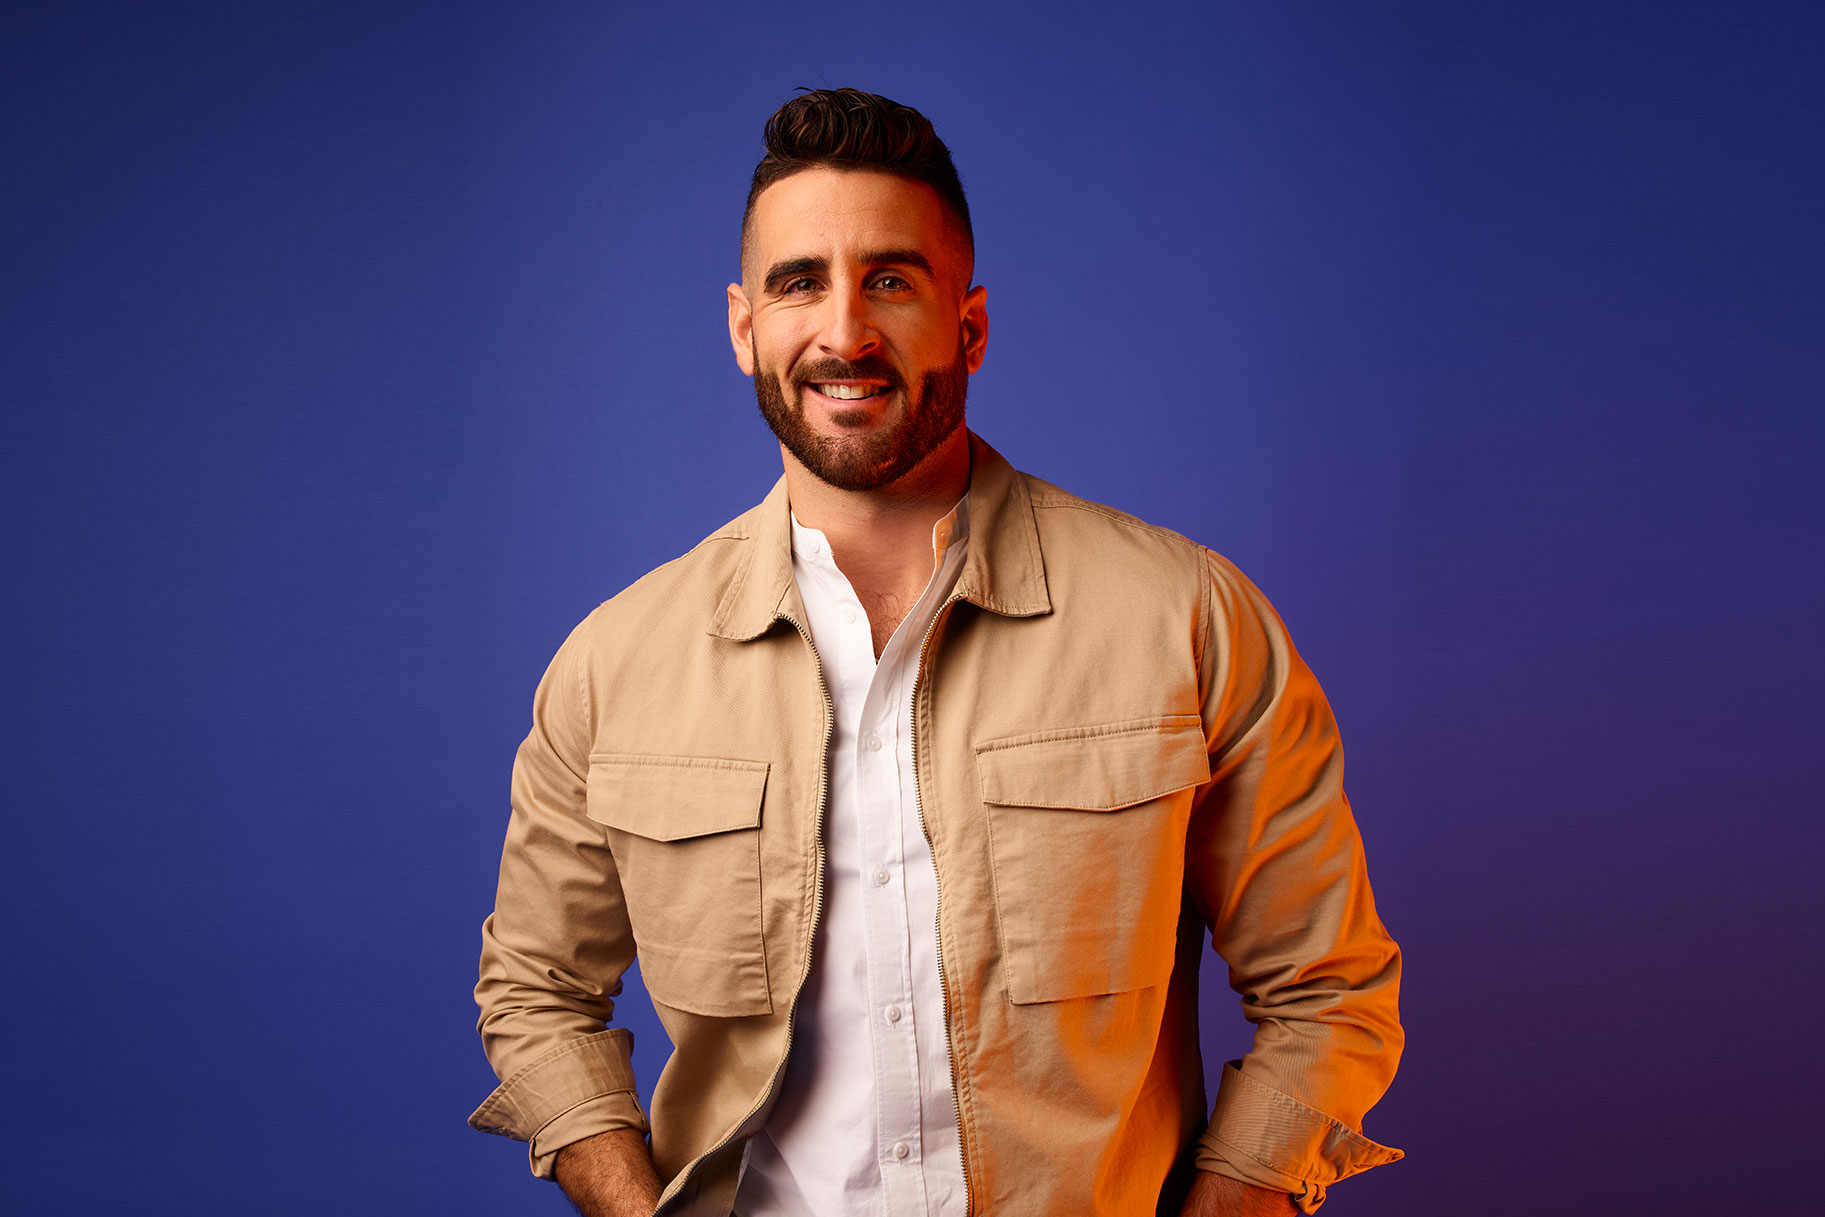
[{"left": 815, "top": 284, "right": 880, "bottom": 361}]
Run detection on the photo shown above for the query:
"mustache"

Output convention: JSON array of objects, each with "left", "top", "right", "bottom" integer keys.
[{"left": 790, "top": 357, "right": 904, "bottom": 393}]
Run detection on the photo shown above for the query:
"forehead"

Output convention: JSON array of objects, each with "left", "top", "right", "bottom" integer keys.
[{"left": 746, "top": 167, "right": 959, "bottom": 276}]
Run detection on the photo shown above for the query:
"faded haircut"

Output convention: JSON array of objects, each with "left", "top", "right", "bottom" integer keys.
[{"left": 740, "top": 87, "right": 974, "bottom": 276}]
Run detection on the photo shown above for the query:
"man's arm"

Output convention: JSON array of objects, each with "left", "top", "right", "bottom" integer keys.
[
  {"left": 553, "top": 1129, "right": 664, "bottom": 1217},
  {"left": 1180, "top": 1170, "right": 1300, "bottom": 1217},
  {"left": 1183, "top": 548, "right": 1404, "bottom": 1213},
  {"left": 469, "top": 622, "right": 656, "bottom": 1185}
]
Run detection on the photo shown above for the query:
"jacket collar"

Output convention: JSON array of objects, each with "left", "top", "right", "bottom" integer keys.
[{"left": 709, "top": 430, "right": 1052, "bottom": 641}]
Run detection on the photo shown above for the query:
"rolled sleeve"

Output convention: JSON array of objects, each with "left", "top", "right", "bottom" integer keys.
[
  {"left": 1196, "top": 1062, "right": 1403, "bottom": 1212},
  {"left": 468, "top": 1029, "right": 649, "bottom": 1178},
  {"left": 1188, "top": 549, "right": 1405, "bottom": 1209},
  {"left": 472, "top": 617, "right": 648, "bottom": 1176}
]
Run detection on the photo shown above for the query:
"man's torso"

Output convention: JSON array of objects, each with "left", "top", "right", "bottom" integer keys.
[{"left": 564, "top": 435, "right": 1217, "bottom": 1213}]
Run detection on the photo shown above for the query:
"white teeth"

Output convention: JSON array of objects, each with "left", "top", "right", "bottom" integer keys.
[{"left": 815, "top": 383, "right": 879, "bottom": 400}]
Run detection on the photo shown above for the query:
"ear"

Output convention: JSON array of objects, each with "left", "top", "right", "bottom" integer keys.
[
  {"left": 960, "top": 283, "right": 989, "bottom": 374},
  {"left": 727, "top": 282, "right": 755, "bottom": 376}
]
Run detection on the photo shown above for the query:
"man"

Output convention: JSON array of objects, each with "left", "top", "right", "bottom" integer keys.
[{"left": 471, "top": 88, "right": 1402, "bottom": 1217}]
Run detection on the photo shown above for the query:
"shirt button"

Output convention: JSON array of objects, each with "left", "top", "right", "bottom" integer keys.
[
  {"left": 885, "top": 1004, "right": 902, "bottom": 1023},
  {"left": 892, "top": 1141, "right": 911, "bottom": 1160},
  {"left": 842, "top": 606, "right": 857, "bottom": 623},
  {"left": 866, "top": 733, "right": 882, "bottom": 752},
  {"left": 873, "top": 868, "right": 891, "bottom": 886}
]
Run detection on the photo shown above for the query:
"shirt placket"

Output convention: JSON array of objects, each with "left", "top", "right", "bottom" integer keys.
[
  {"left": 903, "top": 525, "right": 970, "bottom": 1215},
  {"left": 856, "top": 643, "right": 928, "bottom": 1215},
  {"left": 760, "top": 507, "right": 968, "bottom": 1217}
]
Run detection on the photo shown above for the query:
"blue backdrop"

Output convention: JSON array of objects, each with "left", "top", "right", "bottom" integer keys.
[{"left": 4, "top": 3, "right": 1819, "bottom": 1214}]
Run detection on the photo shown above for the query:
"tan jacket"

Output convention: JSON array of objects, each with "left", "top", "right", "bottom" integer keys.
[{"left": 471, "top": 433, "right": 1403, "bottom": 1214}]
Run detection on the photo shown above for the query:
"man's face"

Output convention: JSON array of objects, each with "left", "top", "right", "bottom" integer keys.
[{"left": 728, "top": 167, "right": 988, "bottom": 491}]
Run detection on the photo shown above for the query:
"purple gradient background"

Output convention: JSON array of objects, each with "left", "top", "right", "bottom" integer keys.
[{"left": 4, "top": 3, "right": 1819, "bottom": 1214}]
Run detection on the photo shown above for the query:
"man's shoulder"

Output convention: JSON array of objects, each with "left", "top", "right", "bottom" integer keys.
[
  {"left": 1017, "top": 470, "right": 1209, "bottom": 565},
  {"left": 1011, "top": 466, "right": 1268, "bottom": 615},
  {"left": 569, "top": 495, "right": 767, "bottom": 635}
]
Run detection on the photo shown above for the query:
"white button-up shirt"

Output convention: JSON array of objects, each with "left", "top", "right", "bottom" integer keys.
[{"left": 732, "top": 496, "right": 971, "bottom": 1217}]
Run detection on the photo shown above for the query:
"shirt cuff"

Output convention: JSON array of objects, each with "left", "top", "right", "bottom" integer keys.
[
  {"left": 1194, "top": 1061, "right": 1403, "bottom": 1213},
  {"left": 468, "top": 1029, "right": 649, "bottom": 1178},
  {"left": 526, "top": 1092, "right": 652, "bottom": 1179}
]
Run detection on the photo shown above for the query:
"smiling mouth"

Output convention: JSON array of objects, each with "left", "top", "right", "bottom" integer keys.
[{"left": 807, "top": 382, "right": 890, "bottom": 402}]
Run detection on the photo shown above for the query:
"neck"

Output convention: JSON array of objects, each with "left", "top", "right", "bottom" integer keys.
[{"left": 782, "top": 427, "right": 971, "bottom": 598}]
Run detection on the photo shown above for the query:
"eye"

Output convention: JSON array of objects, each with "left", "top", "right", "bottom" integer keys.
[
  {"left": 782, "top": 276, "right": 819, "bottom": 294},
  {"left": 872, "top": 274, "right": 911, "bottom": 292}
]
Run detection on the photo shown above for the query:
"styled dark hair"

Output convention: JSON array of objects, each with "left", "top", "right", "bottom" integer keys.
[{"left": 741, "top": 88, "right": 973, "bottom": 269}]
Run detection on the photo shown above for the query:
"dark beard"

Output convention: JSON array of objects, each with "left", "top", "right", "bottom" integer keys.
[{"left": 753, "top": 341, "right": 969, "bottom": 492}]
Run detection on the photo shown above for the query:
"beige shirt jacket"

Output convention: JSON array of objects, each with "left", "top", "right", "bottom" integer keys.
[{"left": 470, "top": 432, "right": 1404, "bottom": 1215}]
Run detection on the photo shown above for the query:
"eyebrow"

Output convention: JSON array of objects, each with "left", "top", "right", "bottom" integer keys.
[{"left": 761, "top": 249, "right": 937, "bottom": 295}]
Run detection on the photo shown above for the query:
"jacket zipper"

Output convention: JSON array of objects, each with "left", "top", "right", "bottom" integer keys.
[
  {"left": 909, "top": 591, "right": 973, "bottom": 1215},
  {"left": 654, "top": 612, "right": 834, "bottom": 1215}
]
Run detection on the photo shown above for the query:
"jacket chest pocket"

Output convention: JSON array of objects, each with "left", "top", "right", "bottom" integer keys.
[
  {"left": 586, "top": 754, "right": 773, "bottom": 1018},
  {"left": 977, "top": 716, "right": 1211, "bottom": 1004}
]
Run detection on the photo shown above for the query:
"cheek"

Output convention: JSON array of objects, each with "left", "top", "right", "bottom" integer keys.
[
  {"left": 752, "top": 322, "right": 809, "bottom": 370},
  {"left": 759, "top": 343, "right": 798, "bottom": 380},
  {"left": 906, "top": 320, "right": 962, "bottom": 365}
]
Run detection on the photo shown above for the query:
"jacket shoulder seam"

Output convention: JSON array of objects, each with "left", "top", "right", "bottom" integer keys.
[{"left": 1024, "top": 486, "right": 1202, "bottom": 552}]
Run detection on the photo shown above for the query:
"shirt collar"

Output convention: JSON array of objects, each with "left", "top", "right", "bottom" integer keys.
[
  {"left": 788, "top": 494, "right": 971, "bottom": 567},
  {"left": 709, "top": 431, "right": 1049, "bottom": 642}
]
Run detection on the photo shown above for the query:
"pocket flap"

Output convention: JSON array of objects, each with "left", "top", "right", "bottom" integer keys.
[
  {"left": 586, "top": 753, "right": 769, "bottom": 841},
  {"left": 975, "top": 716, "right": 1210, "bottom": 811}
]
